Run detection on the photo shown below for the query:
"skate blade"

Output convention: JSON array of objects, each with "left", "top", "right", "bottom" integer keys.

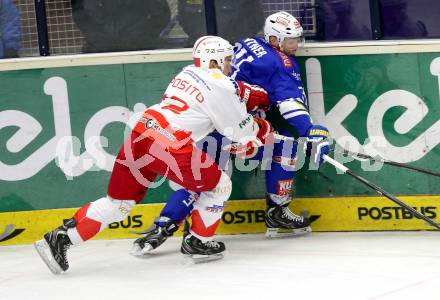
[
  {"left": 34, "top": 239, "right": 63, "bottom": 275},
  {"left": 130, "top": 243, "right": 154, "bottom": 257},
  {"left": 265, "top": 226, "right": 312, "bottom": 238},
  {"left": 183, "top": 253, "right": 224, "bottom": 264}
]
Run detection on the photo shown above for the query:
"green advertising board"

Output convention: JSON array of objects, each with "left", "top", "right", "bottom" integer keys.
[
  {"left": 1, "top": 50, "right": 439, "bottom": 213},
  {"left": 297, "top": 53, "right": 440, "bottom": 197}
]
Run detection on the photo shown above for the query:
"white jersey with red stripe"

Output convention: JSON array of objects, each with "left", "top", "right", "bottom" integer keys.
[{"left": 135, "top": 65, "right": 257, "bottom": 151}]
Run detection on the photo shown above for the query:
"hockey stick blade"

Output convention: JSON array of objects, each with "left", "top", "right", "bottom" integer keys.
[{"left": 323, "top": 155, "right": 440, "bottom": 230}]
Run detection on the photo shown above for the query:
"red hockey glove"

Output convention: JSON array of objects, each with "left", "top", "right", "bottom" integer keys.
[
  {"left": 227, "top": 140, "right": 261, "bottom": 159},
  {"left": 254, "top": 117, "right": 274, "bottom": 144},
  {"left": 226, "top": 117, "right": 274, "bottom": 159},
  {"left": 237, "top": 80, "right": 269, "bottom": 112}
]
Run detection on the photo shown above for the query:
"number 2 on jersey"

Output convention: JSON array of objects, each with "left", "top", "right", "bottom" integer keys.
[{"left": 161, "top": 95, "right": 189, "bottom": 114}]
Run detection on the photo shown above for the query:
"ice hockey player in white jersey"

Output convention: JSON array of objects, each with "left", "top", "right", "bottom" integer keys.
[
  {"left": 130, "top": 13, "right": 331, "bottom": 253},
  {"left": 34, "top": 35, "right": 274, "bottom": 274}
]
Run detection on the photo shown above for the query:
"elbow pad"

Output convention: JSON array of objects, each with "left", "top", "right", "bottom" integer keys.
[{"left": 278, "top": 100, "right": 312, "bottom": 136}]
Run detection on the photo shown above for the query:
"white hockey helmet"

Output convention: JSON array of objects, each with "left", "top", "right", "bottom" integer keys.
[
  {"left": 264, "top": 11, "right": 304, "bottom": 46},
  {"left": 192, "top": 35, "right": 234, "bottom": 72}
]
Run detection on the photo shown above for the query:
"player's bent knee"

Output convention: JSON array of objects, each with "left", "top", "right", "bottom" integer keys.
[
  {"left": 214, "top": 172, "right": 232, "bottom": 201},
  {"left": 191, "top": 172, "right": 231, "bottom": 238},
  {"left": 194, "top": 167, "right": 222, "bottom": 192},
  {"left": 197, "top": 172, "right": 232, "bottom": 206}
]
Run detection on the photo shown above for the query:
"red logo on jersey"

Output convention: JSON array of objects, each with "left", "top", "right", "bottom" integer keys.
[
  {"left": 277, "top": 179, "right": 293, "bottom": 196},
  {"left": 276, "top": 50, "right": 292, "bottom": 68}
]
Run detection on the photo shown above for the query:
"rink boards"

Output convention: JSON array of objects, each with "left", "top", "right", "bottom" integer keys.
[
  {"left": 1, "top": 41, "right": 440, "bottom": 246},
  {"left": 1, "top": 42, "right": 440, "bottom": 213},
  {"left": 1, "top": 195, "right": 439, "bottom": 245}
]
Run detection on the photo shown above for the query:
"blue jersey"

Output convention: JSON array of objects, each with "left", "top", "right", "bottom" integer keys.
[
  {"left": 230, "top": 37, "right": 307, "bottom": 107},
  {"left": 230, "top": 37, "right": 312, "bottom": 136}
]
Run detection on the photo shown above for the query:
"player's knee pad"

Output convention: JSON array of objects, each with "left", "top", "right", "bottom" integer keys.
[
  {"left": 191, "top": 172, "right": 231, "bottom": 239},
  {"left": 196, "top": 171, "right": 232, "bottom": 207}
]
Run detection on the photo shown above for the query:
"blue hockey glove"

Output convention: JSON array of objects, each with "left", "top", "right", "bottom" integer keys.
[{"left": 305, "top": 125, "right": 330, "bottom": 168}]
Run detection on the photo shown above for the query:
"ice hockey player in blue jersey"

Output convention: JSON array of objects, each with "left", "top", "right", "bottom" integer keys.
[{"left": 229, "top": 11, "right": 330, "bottom": 237}]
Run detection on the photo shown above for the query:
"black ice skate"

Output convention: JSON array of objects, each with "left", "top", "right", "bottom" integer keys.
[
  {"left": 130, "top": 218, "right": 179, "bottom": 256},
  {"left": 180, "top": 225, "right": 225, "bottom": 263},
  {"left": 34, "top": 218, "right": 75, "bottom": 275},
  {"left": 265, "top": 205, "right": 312, "bottom": 238}
]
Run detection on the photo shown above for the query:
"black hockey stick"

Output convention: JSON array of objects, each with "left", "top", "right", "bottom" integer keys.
[
  {"left": 271, "top": 134, "right": 440, "bottom": 230},
  {"left": 339, "top": 149, "right": 440, "bottom": 177},
  {"left": 323, "top": 154, "right": 440, "bottom": 230}
]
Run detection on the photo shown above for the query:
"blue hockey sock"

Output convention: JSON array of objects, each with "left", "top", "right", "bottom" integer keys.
[{"left": 157, "top": 189, "right": 198, "bottom": 226}]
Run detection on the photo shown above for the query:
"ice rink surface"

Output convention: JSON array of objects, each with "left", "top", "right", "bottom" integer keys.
[{"left": 1, "top": 232, "right": 440, "bottom": 300}]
